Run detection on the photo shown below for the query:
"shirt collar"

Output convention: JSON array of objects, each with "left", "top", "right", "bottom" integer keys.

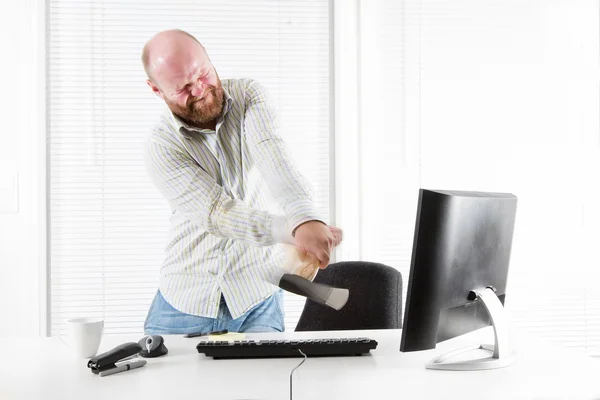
[{"left": 171, "top": 87, "right": 233, "bottom": 136}]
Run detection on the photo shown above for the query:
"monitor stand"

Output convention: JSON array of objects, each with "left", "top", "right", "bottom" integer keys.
[{"left": 425, "top": 287, "right": 516, "bottom": 371}]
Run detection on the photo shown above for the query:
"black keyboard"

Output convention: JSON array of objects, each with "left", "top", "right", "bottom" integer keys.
[{"left": 196, "top": 337, "right": 378, "bottom": 359}]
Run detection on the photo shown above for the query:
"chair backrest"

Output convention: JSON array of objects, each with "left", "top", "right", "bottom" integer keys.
[{"left": 294, "top": 261, "right": 403, "bottom": 331}]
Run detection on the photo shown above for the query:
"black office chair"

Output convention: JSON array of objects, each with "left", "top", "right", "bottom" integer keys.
[{"left": 294, "top": 261, "right": 403, "bottom": 331}]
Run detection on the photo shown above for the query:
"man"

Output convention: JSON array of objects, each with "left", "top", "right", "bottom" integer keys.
[{"left": 142, "top": 29, "right": 342, "bottom": 334}]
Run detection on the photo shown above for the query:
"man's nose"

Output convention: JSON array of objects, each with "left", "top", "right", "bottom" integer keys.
[{"left": 190, "top": 81, "right": 206, "bottom": 98}]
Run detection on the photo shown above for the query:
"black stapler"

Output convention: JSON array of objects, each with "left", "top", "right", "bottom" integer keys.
[{"left": 87, "top": 342, "right": 142, "bottom": 374}]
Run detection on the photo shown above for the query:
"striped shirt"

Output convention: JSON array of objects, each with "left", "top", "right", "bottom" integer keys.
[{"left": 144, "top": 78, "right": 323, "bottom": 319}]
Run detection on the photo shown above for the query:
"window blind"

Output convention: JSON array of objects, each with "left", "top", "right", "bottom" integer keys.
[{"left": 48, "top": 0, "right": 331, "bottom": 335}]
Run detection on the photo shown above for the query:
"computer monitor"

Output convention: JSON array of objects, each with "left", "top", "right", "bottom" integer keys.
[{"left": 400, "top": 189, "right": 518, "bottom": 371}]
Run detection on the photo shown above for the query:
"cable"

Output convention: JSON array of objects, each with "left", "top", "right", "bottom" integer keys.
[{"left": 289, "top": 349, "right": 307, "bottom": 400}]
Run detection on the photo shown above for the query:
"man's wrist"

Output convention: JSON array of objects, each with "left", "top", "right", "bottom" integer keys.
[{"left": 292, "top": 220, "right": 327, "bottom": 237}]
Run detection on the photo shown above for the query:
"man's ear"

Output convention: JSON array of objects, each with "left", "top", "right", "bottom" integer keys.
[{"left": 147, "top": 79, "right": 164, "bottom": 100}]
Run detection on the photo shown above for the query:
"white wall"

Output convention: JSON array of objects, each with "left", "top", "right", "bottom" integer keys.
[
  {"left": 0, "top": 0, "right": 45, "bottom": 337},
  {"left": 354, "top": 0, "right": 600, "bottom": 354},
  {"left": 418, "top": 0, "right": 600, "bottom": 353}
]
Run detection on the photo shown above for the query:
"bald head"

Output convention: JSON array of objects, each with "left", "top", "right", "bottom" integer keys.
[{"left": 142, "top": 29, "right": 205, "bottom": 85}]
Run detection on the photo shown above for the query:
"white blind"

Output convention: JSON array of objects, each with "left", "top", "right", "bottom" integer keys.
[
  {"left": 358, "top": 0, "right": 600, "bottom": 355},
  {"left": 49, "top": 0, "right": 331, "bottom": 335}
]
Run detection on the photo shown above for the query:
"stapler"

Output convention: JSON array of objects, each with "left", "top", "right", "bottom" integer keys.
[{"left": 87, "top": 342, "right": 143, "bottom": 375}]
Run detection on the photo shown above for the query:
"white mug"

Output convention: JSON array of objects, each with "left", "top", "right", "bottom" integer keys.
[{"left": 67, "top": 317, "right": 104, "bottom": 358}]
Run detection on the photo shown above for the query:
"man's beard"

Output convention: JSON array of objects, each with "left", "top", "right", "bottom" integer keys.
[{"left": 167, "top": 80, "right": 225, "bottom": 127}]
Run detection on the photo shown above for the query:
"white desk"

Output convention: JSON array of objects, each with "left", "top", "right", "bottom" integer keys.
[{"left": 2, "top": 327, "right": 599, "bottom": 400}]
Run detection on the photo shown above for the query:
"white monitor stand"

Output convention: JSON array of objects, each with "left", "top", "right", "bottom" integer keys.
[{"left": 426, "top": 287, "right": 516, "bottom": 371}]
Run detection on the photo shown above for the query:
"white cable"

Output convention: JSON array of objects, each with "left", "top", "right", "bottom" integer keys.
[{"left": 289, "top": 349, "right": 307, "bottom": 400}]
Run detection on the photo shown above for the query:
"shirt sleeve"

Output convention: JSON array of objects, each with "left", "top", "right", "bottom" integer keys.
[
  {"left": 144, "top": 136, "right": 294, "bottom": 246},
  {"left": 242, "top": 79, "right": 326, "bottom": 234}
]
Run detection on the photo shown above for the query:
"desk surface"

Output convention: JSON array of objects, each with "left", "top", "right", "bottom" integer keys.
[{"left": 2, "top": 327, "right": 600, "bottom": 400}]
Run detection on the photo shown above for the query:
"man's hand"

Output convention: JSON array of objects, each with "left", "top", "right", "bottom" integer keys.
[
  {"left": 293, "top": 221, "right": 343, "bottom": 269},
  {"left": 329, "top": 226, "right": 343, "bottom": 248}
]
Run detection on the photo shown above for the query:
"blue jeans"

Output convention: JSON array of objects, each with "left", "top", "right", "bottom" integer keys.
[{"left": 143, "top": 290, "right": 285, "bottom": 335}]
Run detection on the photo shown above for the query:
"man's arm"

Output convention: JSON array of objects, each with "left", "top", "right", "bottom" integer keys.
[
  {"left": 242, "top": 79, "right": 324, "bottom": 232},
  {"left": 242, "top": 80, "right": 341, "bottom": 266},
  {"left": 145, "top": 137, "right": 294, "bottom": 246}
]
